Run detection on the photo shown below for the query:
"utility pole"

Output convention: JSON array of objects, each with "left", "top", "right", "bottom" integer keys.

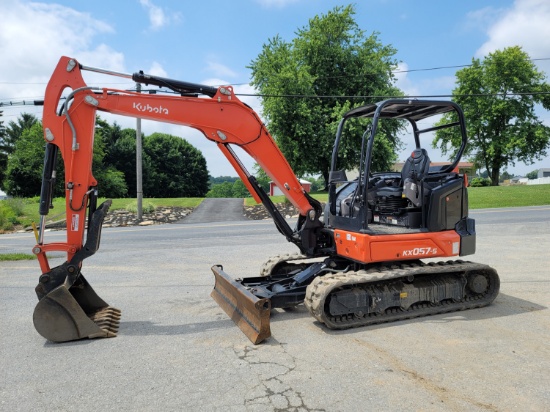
[{"left": 136, "top": 83, "right": 143, "bottom": 220}]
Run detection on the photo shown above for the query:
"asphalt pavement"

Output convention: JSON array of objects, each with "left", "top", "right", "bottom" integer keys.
[
  {"left": 0, "top": 206, "right": 549, "bottom": 411},
  {"left": 179, "top": 198, "right": 248, "bottom": 223}
]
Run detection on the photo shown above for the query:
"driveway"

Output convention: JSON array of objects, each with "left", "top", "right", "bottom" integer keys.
[{"left": 180, "top": 198, "right": 248, "bottom": 223}]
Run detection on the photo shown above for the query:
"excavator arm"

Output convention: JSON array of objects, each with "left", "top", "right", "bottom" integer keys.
[{"left": 33, "top": 56, "right": 324, "bottom": 343}]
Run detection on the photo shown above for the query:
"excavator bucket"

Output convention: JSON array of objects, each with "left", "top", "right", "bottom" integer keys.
[
  {"left": 33, "top": 200, "right": 120, "bottom": 343},
  {"left": 210, "top": 265, "right": 271, "bottom": 344},
  {"left": 33, "top": 274, "right": 121, "bottom": 343}
]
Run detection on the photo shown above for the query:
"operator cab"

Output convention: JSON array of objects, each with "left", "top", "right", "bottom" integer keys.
[{"left": 326, "top": 99, "right": 470, "bottom": 235}]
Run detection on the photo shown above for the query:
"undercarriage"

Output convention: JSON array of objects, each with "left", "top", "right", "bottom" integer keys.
[
  {"left": 305, "top": 259, "right": 499, "bottom": 329},
  {"left": 211, "top": 253, "right": 499, "bottom": 343}
]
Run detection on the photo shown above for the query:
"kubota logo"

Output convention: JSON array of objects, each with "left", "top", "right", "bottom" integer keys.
[{"left": 133, "top": 102, "right": 169, "bottom": 115}]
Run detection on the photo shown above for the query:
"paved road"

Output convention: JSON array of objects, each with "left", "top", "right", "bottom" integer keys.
[
  {"left": 180, "top": 198, "right": 248, "bottom": 223},
  {"left": 0, "top": 206, "right": 549, "bottom": 411}
]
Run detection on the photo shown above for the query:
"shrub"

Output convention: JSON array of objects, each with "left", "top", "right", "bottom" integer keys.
[
  {"left": 470, "top": 177, "right": 492, "bottom": 187},
  {"left": 4, "top": 198, "right": 25, "bottom": 216},
  {"left": 125, "top": 200, "right": 156, "bottom": 214},
  {"left": 0, "top": 210, "right": 16, "bottom": 230}
]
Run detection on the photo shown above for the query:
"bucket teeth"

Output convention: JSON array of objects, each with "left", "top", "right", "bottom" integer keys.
[
  {"left": 89, "top": 306, "right": 120, "bottom": 334},
  {"left": 90, "top": 308, "right": 121, "bottom": 321}
]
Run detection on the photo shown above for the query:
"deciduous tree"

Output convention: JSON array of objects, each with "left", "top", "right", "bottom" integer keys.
[
  {"left": 249, "top": 5, "right": 403, "bottom": 185},
  {"left": 433, "top": 46, "right": 550, "bottom": 186},
  {"left": 143, "top": 133, "right": 209, "bottom": 197},
  {"left": 0, "top": 113, "right": 38, "bottom": 189},
  {"left": 4, "top": 122, "right": 49, "bottom": 197}
]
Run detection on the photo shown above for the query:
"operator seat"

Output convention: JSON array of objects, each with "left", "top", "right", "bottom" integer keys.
[
  {"left": 402, "top": 148, "right": 431, "bottom": 206},
  {"left": 376, "top": 148, "right": 431, "bottom": 206}
]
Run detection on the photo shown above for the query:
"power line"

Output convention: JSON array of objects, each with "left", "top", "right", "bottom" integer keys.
[
  {"left": 1, "top": 90, "right": 548, "bottom": 110},
  {"left": 237, "top": 91, "right": 550, "bottom": 99},
  {"left": 1, "top": 57, "right": 549, "bottom": 95},
  {"left": 226, "top": 57, "right": 550, "bottom": 87}
]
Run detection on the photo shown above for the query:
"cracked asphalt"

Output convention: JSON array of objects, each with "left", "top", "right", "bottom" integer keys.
[{"left": 1, "top": 206, "right": 549, "bottom": 411}]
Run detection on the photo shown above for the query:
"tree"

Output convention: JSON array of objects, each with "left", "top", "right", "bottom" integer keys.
[
  {"left": 499, "top": 170, "right": 514, "bottom": 183},
  {"left": 252, "top": 164, "right": 270, "bottom": 192},
  {"left": 98, "top": 123, "right": 142, "bottom": 197},
  {"left": 4, "top": 122, "right": 49, "bottom": 197},
  {"left": 209, "top": 176, "right": 239, "bottom": 185},
  {"left": 91, "top": 128, "right": 128, "bottom": 198},
  {"left": 526, "top": 169, "right": 539, "bottom": 180},
  {"left": 231, "top": 179, "right": 250, "bottom": 198},
  {"left": 433, "top": 46, "right": 550, "bottom": 186},
  {"left": 0, "top": 113, "right": 38, "bottom": 189},
  {"left": 143, "top": 133, "right": 209, "bottom": 197},
  {"left": 5, "top": 119, "right": 129, "bottom": 198},
  {"left": 206, "top": 181, "right": 235, "bottom": 198},
  {"left": 206, "top": 179, "right": 251, "bottom": 198},
  {"left": 248, "top": 5, "right": 403, "bottom": 185}
]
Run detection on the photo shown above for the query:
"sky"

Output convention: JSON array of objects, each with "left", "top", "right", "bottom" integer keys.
[{"left": 1, "top": 0, "right": 550, "bottom": 178}]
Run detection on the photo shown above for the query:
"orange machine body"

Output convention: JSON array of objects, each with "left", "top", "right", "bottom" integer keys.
[{"left": 334, "top": 230, "right": 460, "bottom": 263}]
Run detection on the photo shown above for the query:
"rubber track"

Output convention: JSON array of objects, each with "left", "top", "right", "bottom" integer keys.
[
  {"left": 304, "top": 260, "right": 500, "bottom": 330},
  {"left": 259, "top": 253, "right": 307, "bottom": 277}
]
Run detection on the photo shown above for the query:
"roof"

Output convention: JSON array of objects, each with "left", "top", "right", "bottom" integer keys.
[
  {"left": 343, "top": 99, "right": 459, "bottom": 122},
  {"left": 430, "top": 161, "right": 474, "bottom": 167}
]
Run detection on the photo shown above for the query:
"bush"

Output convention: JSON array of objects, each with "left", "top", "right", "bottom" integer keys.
[
  {"left": 4, "top": 197, "right": 26, "bottom": 216},
  {"left": 125, "top": 200, "right": 156, "bottom": 214},
  {"left": 0, "top": 201, "right": 18, "bottom": 230},
  {"left": 470, "top": 177, "right": 492, "bottom": 187},
  {"left": 97, "top": 168, "right": 128, "bottom": 198}
]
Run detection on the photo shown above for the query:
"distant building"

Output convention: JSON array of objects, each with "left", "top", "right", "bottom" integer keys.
[
  {"left": 510, "top": 176, "right": 529, "bottom": 184},
  {"left": 393, "top": 161, "right": 475, "bottom": 178},
  {"left": 538, "top": 168, "right": 550, "bottom": 178}
]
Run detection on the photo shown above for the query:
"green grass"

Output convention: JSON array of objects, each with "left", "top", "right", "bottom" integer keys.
[
  {"left": 244, "top": 185, "right": 550, "bottom": 209},
  {"left": 468, "top": 184, "right": 550, "bottom": 209},
  {"left": 0, "top": 253, "right": 36, "bottom": 261},
  {"left": 108, "top": 197, "right": 203, "bottom": 210}
]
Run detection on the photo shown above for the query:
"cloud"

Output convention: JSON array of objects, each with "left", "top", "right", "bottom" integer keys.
[
  {"left": 0, "top": 1, "right": 253, "bottom": 176},
  {"left": 139, "top": 0, "right": 179, "bottom": 31},
  {"left": 147, "top": 61, "right": 168, "bottom": 77},
  {"left": 393, "top": 62, "right": 419, "bottom": 97},
  {"left": 205, "top": 60, "right": 238, "bottom": 79},
  {"left": 0, "top": 0, "right": 125, "bottom": 118},
  {"left": 474, "top": 0, "right": 550, "bottom": 74}
]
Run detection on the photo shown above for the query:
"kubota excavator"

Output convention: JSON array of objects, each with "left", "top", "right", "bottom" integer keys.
[{"left": 32, "top": 56, "right": 499, "bottom": 344}]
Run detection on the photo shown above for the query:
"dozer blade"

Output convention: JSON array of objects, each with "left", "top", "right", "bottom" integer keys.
[
  {"left": 33, "top": 274, "right": 120, "bottom": 343},
  {"left": 211, "top": 265, "right": 271, "bottom": 344}
]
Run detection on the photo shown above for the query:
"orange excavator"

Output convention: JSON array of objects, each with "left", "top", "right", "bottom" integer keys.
[{"left": 32, "top": 56, "right": 499, "bottom": 344}]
